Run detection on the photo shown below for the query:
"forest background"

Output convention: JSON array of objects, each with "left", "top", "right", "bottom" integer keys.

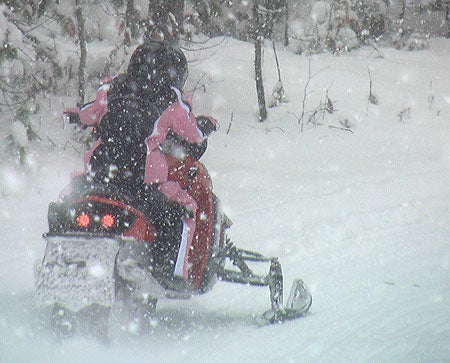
[{"left": 0, "top": 0, "right": 449, "bottom": 170}]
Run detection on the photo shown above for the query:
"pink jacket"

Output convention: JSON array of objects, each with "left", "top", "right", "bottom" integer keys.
[
  {"left": 64, "top": 82, "right": 217, "bottom": 281},
  {"left": 65, "top": 76, "right": 115, "bottom": 172},
  {"left": 144, "top": 87, "right": 218, "bottom": 184},
  {"left": 65, "top": 76, "right": 114, "bottom": 127},
  {"left": 64, "top": 80, "right": 217, "bottom": 183}
]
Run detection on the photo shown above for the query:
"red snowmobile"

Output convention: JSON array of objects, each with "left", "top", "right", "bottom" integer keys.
[{"left": 34, "top": 154, "right": 312, "bottom": 338}]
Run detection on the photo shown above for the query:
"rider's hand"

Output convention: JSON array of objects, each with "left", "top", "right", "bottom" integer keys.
[
  {"left": 184, "top": 207, "right": 195, "bottom": 219},
  {"left": 64, "top": 110, "right": 81, "bottom": 125},
  {"left": 197, "top": 116, "right": 218, "bottom": 137}
]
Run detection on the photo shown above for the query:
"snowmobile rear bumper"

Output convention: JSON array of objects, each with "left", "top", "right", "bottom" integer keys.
[
  {"left": 34, "top": 234, "right": 172, "bottom": 313},
  {"left": 34, "top": 235, "right": 119, "bottom": 312}
]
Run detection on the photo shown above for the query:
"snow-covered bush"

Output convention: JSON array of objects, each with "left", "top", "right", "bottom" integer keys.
[
  {"left": 353, "top": 0, "right": 388, "bottom": 42},
  {"left": 335, "top": 27, "right": 359, "bottom": 51},
  {"left": 299, "top": 0, "right": 360, "bottom": 53},
  {"left": 184, "top": 1, "right": 289, "bottom": 42},
  {"left": 0, "top": 1, "right": 131, "bottom": 164},
  {"left": 184, "top": 1, "right": 254, "bottom": 41},
  {"left": 0, "top": 4, "right": 51, "bottom": 162},
  {"left": 288, "top": 0, "right": 443, "bottom": 53},
  {"left": 405, "top": 32, "right": 430, "bottom": 50}
]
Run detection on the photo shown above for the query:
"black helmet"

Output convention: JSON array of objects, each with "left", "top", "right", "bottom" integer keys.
[{"left": 127, "top": 40, "right": 188, "bottom": 96}]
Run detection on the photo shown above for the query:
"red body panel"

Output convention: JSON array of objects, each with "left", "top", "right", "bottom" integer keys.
[
  {"left": 73, "top": 195, "right": 157, "bottom": 243},
  {"left": 68, "top": 157, "right": 215, "bottom": 291},
  {"left": 166, "top": 156, "right": 215, "bottom": 289}
]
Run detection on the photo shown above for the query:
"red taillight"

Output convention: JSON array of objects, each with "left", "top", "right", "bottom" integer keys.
[
  {"left": 77, "top": 212, "right": 91, "bottom": 227},
  {"left": 101, "top": 214, "right": 115, "bottom": 228}
]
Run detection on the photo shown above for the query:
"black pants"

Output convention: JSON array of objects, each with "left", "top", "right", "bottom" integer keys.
[
  {"left": 88, "top": 142, "right": 186, "bottom": 282},
  {"left": 85, "top": 178, "right": 185, "bottom": 283},
  {"left": 132, "top": 184, "right": 185, "bottom": 282}
]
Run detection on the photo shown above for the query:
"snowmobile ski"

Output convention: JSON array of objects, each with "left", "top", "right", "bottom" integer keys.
[
  {"left": 216, "top": 241, "right": 312, "bottom": 324},
  {"left": 262, "top": 279, "right": 312, "bottom": 324}
]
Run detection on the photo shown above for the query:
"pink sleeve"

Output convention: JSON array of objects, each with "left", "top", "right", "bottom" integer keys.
[
  {"left": 64, "top": 77, "right": 115, "bottom": 126},
  {"left": 144, "top": 150, "right": 169, "bottom": 184},
  {"left": 78, "top": 84, "right": 110, "bottom": 126},
  {"left": 144, "top": 88, "right": 206, "bottom": 184},
  {"left": 145, "top": 88, "right": 203, "bottom": 153},
  {"left": 161, "top": 88, "right": 205, "bottom": 143}
]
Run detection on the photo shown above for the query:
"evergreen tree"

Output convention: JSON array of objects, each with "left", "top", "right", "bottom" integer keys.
[{"left": 0, "top": 2, "right": 62, "bottom": 162}]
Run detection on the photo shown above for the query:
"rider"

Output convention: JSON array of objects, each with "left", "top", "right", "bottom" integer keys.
[{"left": 64, "top": 40, "right": 218, "bottom": 288}]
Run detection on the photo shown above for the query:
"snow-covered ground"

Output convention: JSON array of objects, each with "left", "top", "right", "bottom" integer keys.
[{"left": 1, "top": 37, "right": 449, "bottom": 362}]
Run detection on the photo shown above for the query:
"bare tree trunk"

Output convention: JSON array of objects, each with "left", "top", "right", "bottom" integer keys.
[
  {"left": 148, "top": 0, "right": 168, "bottom": 40},
  {"left": 254, "top": 39, "right": 267, "bottom": 122},
  {"left": 446, "top": 0, "right": 450, "bottom": 38},
  {"left": 171, "top": 0, "right": 185, "bottom": 38},
  {"left": 126, "top": 0, "right": 139, "bottom": 38},
  {"left": 147, "top": 0, "right": 184, "bottom": 42},
  {"left": 37, "top": 0, "right": 49, "bottom": 16},
  {"left": 284, "top": 1, "right": 289, "bottom": 46},
  {"left": 253, "top": 0, "right": 267, "bottom": 122},
  {"left": 75, "top": 0, "right": 87, "bottom": 104},
  {"left": 399, "top": 0, "right": 406, "bottom": 26}
]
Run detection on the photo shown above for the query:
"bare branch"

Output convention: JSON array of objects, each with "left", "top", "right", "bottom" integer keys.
[
  {"left": 367, "top": 66, "right": 378, "bottom": 109},
  {"left": 299, "top": 57, "right": 313, "bottom": 131}
]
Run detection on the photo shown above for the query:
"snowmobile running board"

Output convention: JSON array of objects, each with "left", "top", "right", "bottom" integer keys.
[{"left": 215, "top": 241, "right": 312, "bottom": 324}]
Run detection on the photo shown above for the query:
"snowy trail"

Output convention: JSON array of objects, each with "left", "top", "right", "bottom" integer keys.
[
  {"left": 2, "top": 135, "right": 447, "bottom": 363},
  {"left": 1, "top": 38, "right": 449, "bottom": 362}
]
